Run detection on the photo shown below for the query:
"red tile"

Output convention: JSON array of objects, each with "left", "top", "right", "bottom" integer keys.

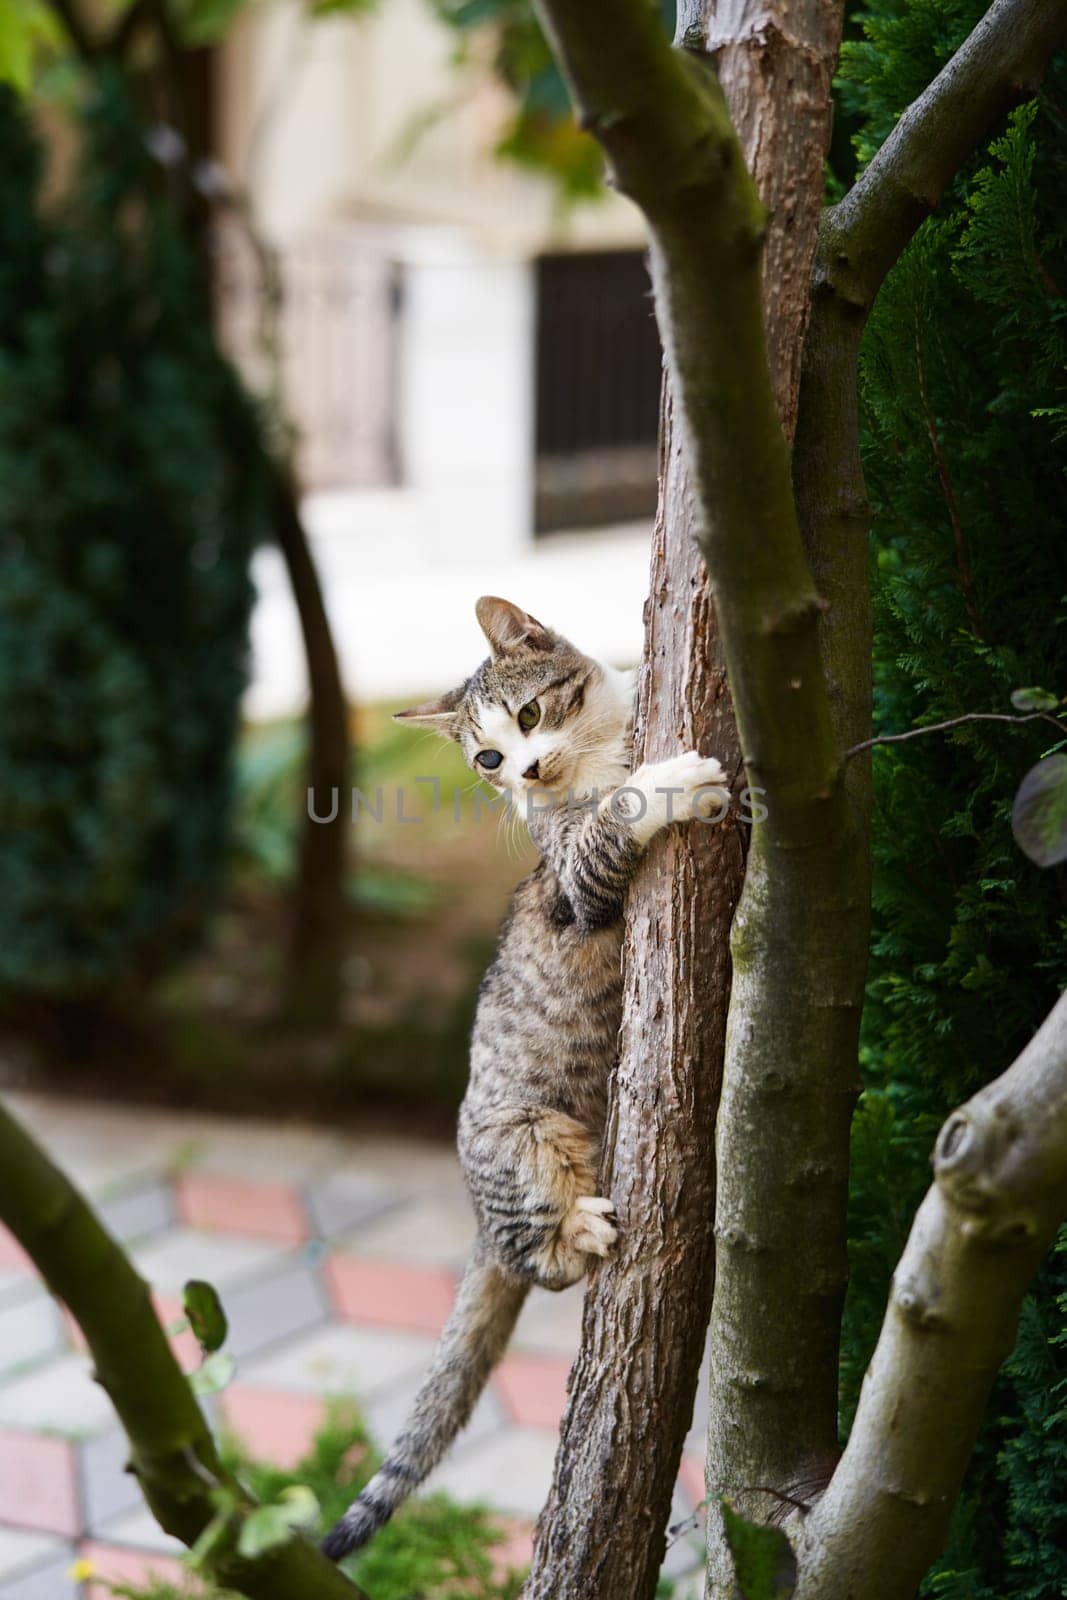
[
  {"left": 491, "top": 1517, "right": 535, "bottom": 1580},
  {"left": 79, "top": 1541, "right": 195, "bottom": 1599},
  {"left": 220, "top": 1386, "right": 326, "bottom": 1471},
  {"left": 175, "top": 1173, "right": 307, "bottom": 1245},
  {"left": 678, "top": 1451, "right": 706, "bottom": 1511},
  {"left": 0, "top": 1226, "right": 33, "bottom": 1274},
  {"left": 493, "top": 1353, "right": 572, "bottom": 1430},
  {"left": 154, "top": 1293, "right": 215, "bottom": 1371},
  {"left": 325, "top": 1255, "right": 456, "bottom": 1334},
  {"left": 0, "top": 1430, "right": 80, "bottom": 1536}
]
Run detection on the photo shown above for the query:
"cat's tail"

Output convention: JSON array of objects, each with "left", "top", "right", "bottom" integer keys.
[{"left": 321, "top": 1243, "right": 528, "bottom": 1562}]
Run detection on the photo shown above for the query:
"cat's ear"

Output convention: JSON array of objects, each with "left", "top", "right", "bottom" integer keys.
[
  {"left": 393, "top": 685, "right": 464, "bottom": 738},
  {"left": 475, "top": 596, "right": 553, "bottom": 657}
]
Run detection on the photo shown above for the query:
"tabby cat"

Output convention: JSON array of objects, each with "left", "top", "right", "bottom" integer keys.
[{"left": 322, "top": 596, "right": 725, "bottom": 1561}]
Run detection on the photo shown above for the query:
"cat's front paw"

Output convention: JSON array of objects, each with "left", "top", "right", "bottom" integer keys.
[{"left": 624, "top": 750, "right": 728, "bottom": 844}]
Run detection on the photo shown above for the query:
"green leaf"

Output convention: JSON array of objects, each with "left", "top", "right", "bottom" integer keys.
[
  {"left": 1011, "top": 687, "right": 1060, "bottom": 713},
  {"left": 276, "top": 1483, "right": 320, "bottom": 1528},
  {"left": 183, "top": 1279, "right": 229, "bottom": 1354},
  {"left": 191, "top": 1350, "right": 236, "bottom": 1395},
  {"left": 0, "top": 0, "right": 33, "bottom": 91},
  {"left": 235, "top": 1487, "right": 319, "bottom": 1560},
  {"left": 1012, "top": 753, "right": 1067, "bottom": 868},
  {"left": 721, "top": 1500, "right": 797, "bottom": 1600},
  {"left": 177, "top": 0, "right": 249, "bottom": 45}
]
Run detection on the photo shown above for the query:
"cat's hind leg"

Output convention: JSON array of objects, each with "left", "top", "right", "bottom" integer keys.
[{"left": 462, "top": 1107, "right": 617, "bottom": 1291}]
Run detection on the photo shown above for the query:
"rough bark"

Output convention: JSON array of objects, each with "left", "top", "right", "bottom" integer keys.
[
  {"left": 273, "top": 465, "right": 351, "bottom": 1027},
  {"left": 0, "top": 1096, "right": 366, "bottom": 1600},
  {"left": 524, "top": 377, "right": 744, "bottom": 1599},
  {"left": 795, "top": 990, "right": 1067, "bottom": 1600}
]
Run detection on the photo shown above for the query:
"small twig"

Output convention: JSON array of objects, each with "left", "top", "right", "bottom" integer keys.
[{"left": 847, "top": 710, "right": 1067, "bottom": 758}]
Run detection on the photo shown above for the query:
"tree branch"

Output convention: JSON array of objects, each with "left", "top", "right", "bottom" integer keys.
[
  {"left": 821, "top": 0, "right": 1067, "bottom": 314},
  {"left": 0, "top": 1096, "right": 366, "bottom": 1600},
  {"left": 847, "top": 710, "right": 1067, "bottom": 757},
  {"left": 795, "top": 988, "right": 1067, "bottom": 1600}
]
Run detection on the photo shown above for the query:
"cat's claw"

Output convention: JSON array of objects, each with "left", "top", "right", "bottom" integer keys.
[{"left": 566, "top": 1195, "right": 618, "bottom": 1257}]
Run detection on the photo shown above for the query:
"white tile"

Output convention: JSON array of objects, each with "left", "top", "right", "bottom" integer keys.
[
  {"left": 130, "top": 1230, "right": 285, "bottom": 1294},
  {"left": 425, "top": 1428, "right": 560, "bottom": 1519},
  {"left": 0, "top": 1353, "right": 114, "bottom": 1437},
  {"left": 353, "top": 1197, "right": 475, "bottom": 1269},
  {"left": 241, "top": 1323, "right": 434, "bottom": 1399},
  {"left": 0, "top": 1527, "right": 64, "bottom": 1582},
  {"left": 511, "top": 1283, "right": 584, "bottom": 1356},
  {"left": 0, "top": 1294, "right": 64, "bottom": 1378},
  {"left": 93, "top": 1505, "right": 185, "bottom": 1555}
]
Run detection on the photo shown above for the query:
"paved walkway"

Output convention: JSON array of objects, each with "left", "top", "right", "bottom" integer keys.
[{"left": 0, "top": 1095, "right": 707, "bottom": 1598}]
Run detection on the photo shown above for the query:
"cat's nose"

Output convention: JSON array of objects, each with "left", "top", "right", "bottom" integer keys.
[{"left": 523, "top": 760, "right": 540, "bottom": 781}]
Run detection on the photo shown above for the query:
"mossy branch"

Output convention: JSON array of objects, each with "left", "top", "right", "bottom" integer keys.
[
  {"left": 795, "top": 990, "right": 1067, "bottom": 1600},
  {"left": 0, "top": 1096, "right": 367, "bottom": 1600}
]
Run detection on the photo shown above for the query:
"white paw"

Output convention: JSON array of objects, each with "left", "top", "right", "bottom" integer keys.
[
  {"left": 620, "top": 751, "right": 728, "bottom": 843},
  {"left": 564, "top": 1196, "right": 618, "bottom": 1258}
]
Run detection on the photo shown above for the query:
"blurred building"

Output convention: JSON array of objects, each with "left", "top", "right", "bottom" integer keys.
[{"left": 212, "top": 0, "right": 658, "bottom": 708}]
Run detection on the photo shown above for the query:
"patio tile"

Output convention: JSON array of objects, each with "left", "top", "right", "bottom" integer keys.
[
  {"left": 240, "top": 1322, "right": 434, "bottom": 1399},
  {"left": 79, "top": 1541, "right": 194, "bottom": 1600},
  {"left": 490, "top": 1517, "right": 535, "bottom": 1581},
  {"left": 511, "top": 1282, "right": 585, "bottom": 1355},
  {"left": 325, "top": 1255, "right": 456, "bottom": 1335},
  {"left": 677, "top": 1451, "right": 705, "bottom": 1513},
  {"left": 218, "top": 1387, "right": 329, "bottom": 1472},
  {"left": 304, "top": 1176, "right": 403, "bottom": 1240},
  {"left": 0, "top": 1354, "right": 115, "bottom": 1439},
  {"left": 175, "top": 1174, "right": 307, "bottom": 1246},
  {"left": 97, "top": 1181, "right": 174, "bottom": 1247},
  {"left": 0, "top": 1432, "right": 79, "bottom": 1536},
  {"left": 130, "top": 1230, "right": 285, "bottom": 1295},
  {"left": 363, "top": 1371, "right": 503, "bottom": 1458},
  {"left": 79, "top": 1431, "right": 142, "bottom": 1534},
  {"left": 90, "top": 1506, "right": 184, "bottom": 1556},
  {"left": 0, "top": 1547, "right": 79, "bottom": 1600},
  {"left": 220, "top": 1260, "right": 328, "bottom": 1360},
  {"left": 0, "top": 1293, "right": 66, "bottom": 1379},
  {"left": 0, "top": 1235, "right": 31, "bottom": 1278},
  {"left": 426, "top": 1427, "right": 559, "bottom": 1519},
  {"left": 662, "top": 1484, "right": 706, "bottom": 1580},
  {"left": 354, "top": 1196, "right": 475, "bottom": 1268},
  {"left": 493, "top": 1354, "right": 572, "bottom": 1431},
  {"left": 0, "top": 1528, "right": 64, "bottom": 1583}
]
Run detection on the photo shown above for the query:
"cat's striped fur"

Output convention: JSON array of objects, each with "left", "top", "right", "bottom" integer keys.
[{"left": 322, "top": 597, "right": 725, "bottom": 1562}]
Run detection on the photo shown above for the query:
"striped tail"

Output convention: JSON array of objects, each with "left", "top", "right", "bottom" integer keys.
[{"left": 321, "top": 1246, "right": 528, "bottom": 1562}]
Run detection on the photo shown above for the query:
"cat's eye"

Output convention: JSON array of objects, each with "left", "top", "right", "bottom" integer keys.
[
  {"left": 517, "top": 701, "right": 540, "bottom": 732},
  {"left": 476, "top": 749, "right": 503, "bottom": 770}
]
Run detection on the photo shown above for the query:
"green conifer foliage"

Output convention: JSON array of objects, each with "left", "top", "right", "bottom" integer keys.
[
  {"left": 0, "top": 80, "right": 270, "bottom": 997},
  {"left": 839, "top": 7, "right": 1067, "bottom": 1594}
]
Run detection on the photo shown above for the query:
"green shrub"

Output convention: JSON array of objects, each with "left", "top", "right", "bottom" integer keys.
[
  {"left": 103, "top": 1402, "right": 525, "bottom": 1600},
  {"left": 0, "top": 78, "right": 270, "bottom": 998},
  {"left": 839, "top": 7, "right": 1067, "bottom": 1594}
]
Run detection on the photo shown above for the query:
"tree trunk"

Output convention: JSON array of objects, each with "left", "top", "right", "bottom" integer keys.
[
  {"left": 272, "top": 466, "right": 350, "bottom": 1028},
  {"left": 526, "top": 2, "right": 841, "bottom": 1593},
  {"left": 524, "top": 378, "right": 744, "bottom": 1600}
]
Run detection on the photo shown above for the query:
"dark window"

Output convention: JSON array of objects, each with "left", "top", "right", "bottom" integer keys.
[{"left": 534, "top": 251, "right": 662, "bottom": 533}]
